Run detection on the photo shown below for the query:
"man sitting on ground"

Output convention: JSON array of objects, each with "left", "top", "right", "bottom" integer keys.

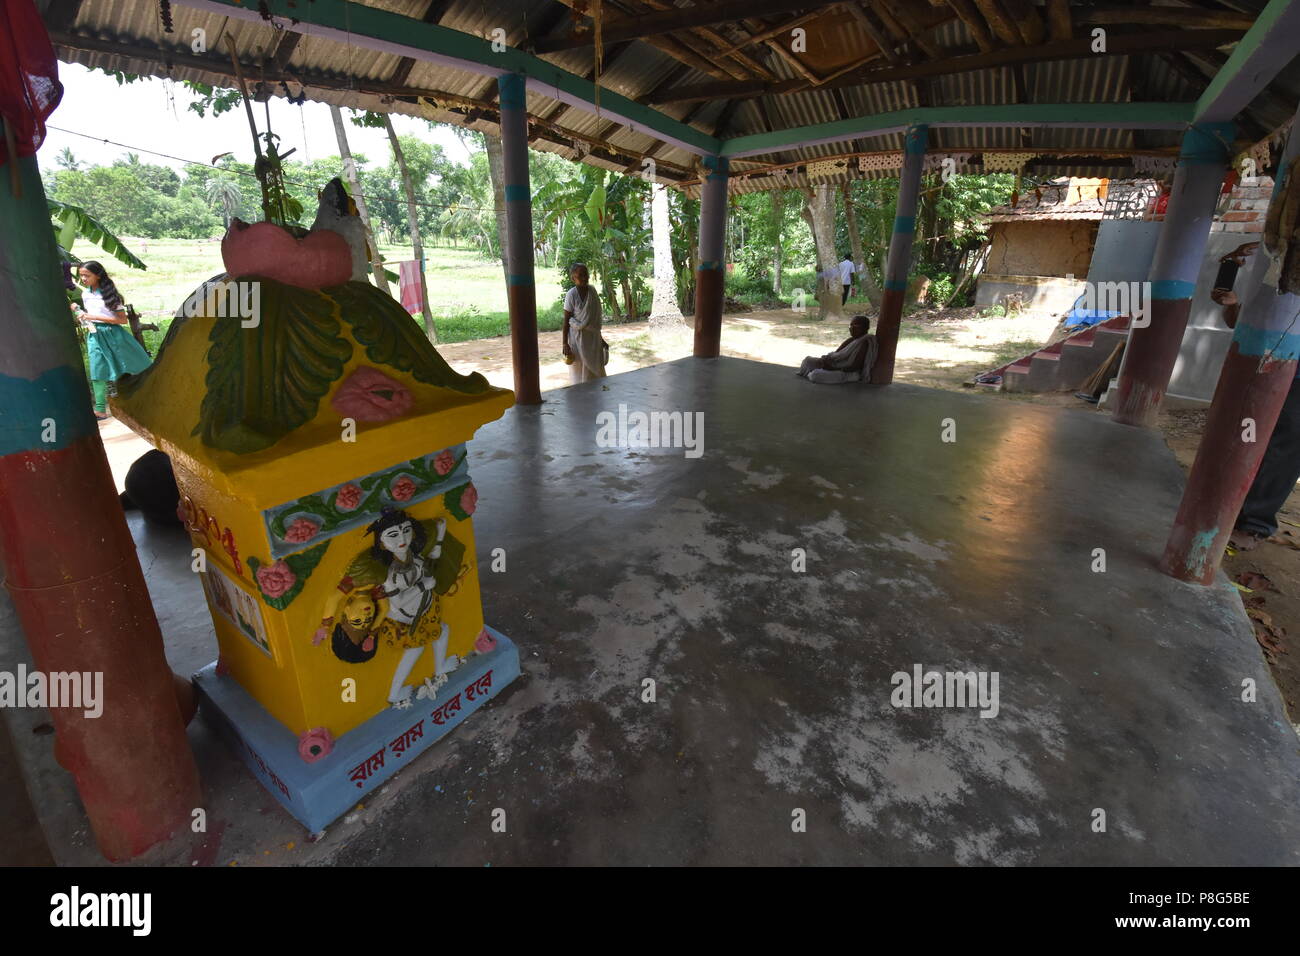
[{"left": 796, "top": 315, "right": 878, "bottom": 384}]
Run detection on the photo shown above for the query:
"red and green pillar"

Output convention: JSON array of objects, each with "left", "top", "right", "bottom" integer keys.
[
  {"left": 873, "top": 123, "right": 928, "bottom": 385},
  {"left": 1160, "top": 106, "right": 1300, "bottom": 584},
  {"left": 498, "top": 72, "right": 541, "bottom": 405},
  {"left": 1111, "top": 123, "right": 1234, "bottom": 427},
  {"left": 0, "top": 151, "right": 201, "bottom": 860},
  {"left": 693, "top": 155, "right": 729, "bottom": 358}
]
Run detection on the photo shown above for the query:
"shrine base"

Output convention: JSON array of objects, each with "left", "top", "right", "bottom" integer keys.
[{"left": 193, "top": 626, "right": 519, "bottom": 833}]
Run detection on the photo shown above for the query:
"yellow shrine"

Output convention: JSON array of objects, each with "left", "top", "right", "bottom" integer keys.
[{"left": 112, "top": 211, "right": 518, "bottom": 830}]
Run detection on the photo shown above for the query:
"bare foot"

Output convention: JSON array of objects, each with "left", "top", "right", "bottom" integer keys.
[{"left": 1228, "top": 530, "right": 1267, "bottom": 552}]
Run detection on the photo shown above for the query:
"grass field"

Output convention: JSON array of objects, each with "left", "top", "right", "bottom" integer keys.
[{"left": 67, "top": 238, "right": 567, "bottom": 348}]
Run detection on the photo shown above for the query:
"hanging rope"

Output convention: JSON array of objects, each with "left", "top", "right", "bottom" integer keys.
[{"left": 592, "top": 0, "right": 603, "bottom": 116}]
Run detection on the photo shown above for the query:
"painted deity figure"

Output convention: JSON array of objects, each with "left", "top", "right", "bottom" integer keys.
[{"left": 316, "top": 507, "right": 463, "bottom": 706}]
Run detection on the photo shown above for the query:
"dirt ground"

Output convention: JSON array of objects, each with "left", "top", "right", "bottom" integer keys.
[{"left": 433, "top": 304, "right": 1060, "bottom": 394}]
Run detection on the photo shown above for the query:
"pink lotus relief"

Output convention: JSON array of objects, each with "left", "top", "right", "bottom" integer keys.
[
  {"left": 335, "top": 483, "right": 362, "bottom": 511},
  {"left": 298, "top": 727, "right": 334, "bottom": 763},
  {"left": 256, "top": 560, "right": 297, "bottom": 599},
  {"left": 434, "top": 449, "right": 456, "bottom": 476},
  {"left": 474, "top": 628, "right": 496, "bottom": 654},
  {"left": 330, "top": 365, "right": 413, "bottom": 423},
  {"left": 283, "top": 517, "right": 320, "bottom": 543},
  {"left": 391, "top": 475, "right": 417, "bottom": 502},
  {"left": 460, "top": 484, "right": 478, "bottom": 516}
]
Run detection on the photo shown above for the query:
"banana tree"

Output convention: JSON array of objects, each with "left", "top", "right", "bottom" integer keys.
[{"left": 50, "top": 198, "right": 147, "bottom": 271}]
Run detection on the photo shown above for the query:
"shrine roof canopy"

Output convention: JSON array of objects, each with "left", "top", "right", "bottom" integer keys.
[{"left": 40, "top": 0, "right": 1300, "bottom": 195}]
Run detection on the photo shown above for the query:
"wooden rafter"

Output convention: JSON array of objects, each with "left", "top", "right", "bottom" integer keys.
[
  {"left": 646, "top": 28, "right": 1247, "bottom": 104},
  {"left": 1075, "top": 7, "right": 1256, "bottom": 30},
  {"left": 626, "top": 0, "right": 778, "bottom": 81},
  {"left": 846, "top": 4, "right": 901, "bottom": 65},
  {"left": 532, "top": 0, "right": 833, "bottom": 54},
  {"left": 876, "top": 0, "right": 945, "bottom": 61},
  {"left": 971, "top": 0, "right": 1024, "bottom": 46},
  {"left": 535, "top": 40, "right": 637, "bottom": 135},
  {"left": 713, "top": 10, "right": 825, "bottom": 58},
  {"left": 933, "top": 0, "right": 994, "bottom": 53},
  {"left": 386, "top": 0, "right": 455, "bottom": 89},
  {"left": 1045, "top": 0, "right": 1072, "bottom": 41}
]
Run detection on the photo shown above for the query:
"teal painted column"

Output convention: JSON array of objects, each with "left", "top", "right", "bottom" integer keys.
[
  {"left": 0, "top": 148, "right": 201, "bottom": 860},
  {"left": 498, "top": 72, "right": 540, "bottom": 405},
  {"left": 694, "top": 155, "right": 729, "bottom": 358},
  {"left": 1112, "top": 122, "right": 1234, "bottom": 426},
  {"left": 873, "top": 123, "right": 928, "bottom": 384},
  {"left": 1160, "top": 104, "right": 1300, "bottom": 583}
]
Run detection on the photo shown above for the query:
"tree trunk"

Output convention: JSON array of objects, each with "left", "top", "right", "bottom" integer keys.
[
  {"left": 650, "top": 183, "right": 684, "bottom": 330},
  {"left": 800, "top": 183, "right": 843, "bottom": 320},
  {"left": 945, "top": 239, "right": 991, "bottom": 308},
  {"left": 385, "top": 116, "right": 436, "bottom": 342},
  {"left": 772, "top": 190, "right": 784, "bottom": 295},
  {"left": 841, "top": 182, "right": 880, "bottom": 309},
  {"left": 330, "top": 105, "right": 389, "bottom": 294},
  {"left": 484, "top": 132, "right": 510, "bottom": 273}
]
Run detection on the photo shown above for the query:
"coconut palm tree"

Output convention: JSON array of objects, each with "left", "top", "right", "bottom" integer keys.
[{"left": 205, "top": 177, "right": 244, "bottom": 227}]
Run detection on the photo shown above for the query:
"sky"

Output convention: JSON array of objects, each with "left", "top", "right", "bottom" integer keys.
[{"left": 38, "top": 62, "right": 474, "bottom": 174}]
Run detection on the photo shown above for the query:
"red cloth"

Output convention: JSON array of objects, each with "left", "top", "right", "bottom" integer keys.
[
  {"left": 0, "top": 0, "right": 63, "bottom": 163},
  {"left": 398, "top": 260, "right": 424, "bottom": 315}
]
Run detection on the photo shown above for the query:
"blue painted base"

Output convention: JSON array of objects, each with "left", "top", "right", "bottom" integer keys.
[{"left": 193, "top": 627, "right": 520, "bottom": 833}]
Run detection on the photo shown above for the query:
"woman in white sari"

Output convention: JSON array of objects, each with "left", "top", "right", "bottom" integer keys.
[{"left": 562, "top": 262, "right": 607, "bottom": 384}]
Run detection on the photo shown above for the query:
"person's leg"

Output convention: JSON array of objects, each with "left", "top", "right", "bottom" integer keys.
[
  {"left": 842, "top": 284, "right": 850, "bottom": 305},
  {"left": 797, "top": 357, "right": 819, "bottom": 377},
  {"left": 807, "top": 369, "right": 852, "bottom": 384},
  {"left": 1237, "top": 378, "right": 1300, "bottom": 538},
  {"left": 388, "top": 645, "right": 425, "bottom": 704},
  {"left": 92, "top": 380, "right": 109, "bottom": 416}
]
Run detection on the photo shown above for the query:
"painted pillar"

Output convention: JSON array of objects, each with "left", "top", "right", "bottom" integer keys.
[
  {"left": 1111, "top": 123, "right": 1234, "bottom": 427},
  {"left": 693, "top": 155, "right": 729, "bottom": 358},
  {"left": 872, "top": 123, "right": 928, "bottom": 385},
  {"left": 498, "top": 72, "right": 540, "bottom": 405},
  {"left": 0, "top": 153, "right": 201, "bottom": 860},
  {"left": 1160, "top": 108, "right": 1300, "bottom": 584}
]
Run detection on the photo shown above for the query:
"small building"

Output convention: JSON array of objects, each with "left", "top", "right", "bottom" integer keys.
[{"left": 976, "top": 179, "right": 1162, "bottom": 314}]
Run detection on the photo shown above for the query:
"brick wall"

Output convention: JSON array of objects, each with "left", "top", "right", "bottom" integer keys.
[{"left": 1210, "top": 176, "right": 1274, "bottom": 235}]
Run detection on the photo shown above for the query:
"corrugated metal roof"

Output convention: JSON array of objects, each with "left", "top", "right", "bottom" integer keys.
[{"left": 38, "top": 0, "right": 1298, "bottom": 195}]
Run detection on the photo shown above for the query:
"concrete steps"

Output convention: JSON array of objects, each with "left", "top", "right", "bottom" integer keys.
[{"left": 998, "top": 316, "right": 1130, "bottom": 393}]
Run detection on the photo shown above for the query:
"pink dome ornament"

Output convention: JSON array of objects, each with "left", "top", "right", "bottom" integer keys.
[{"left": 298, "top": 727, "right": 334, "bottom": 763}]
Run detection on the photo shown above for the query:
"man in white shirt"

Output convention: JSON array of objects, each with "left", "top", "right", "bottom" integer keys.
[{"left": 837, "top": 254, "right": 855, "bottom": 305}]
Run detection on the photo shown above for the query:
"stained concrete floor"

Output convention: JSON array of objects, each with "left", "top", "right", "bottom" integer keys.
[{"left": 5, "top": 356, "right": 1299, "bottom": 865}]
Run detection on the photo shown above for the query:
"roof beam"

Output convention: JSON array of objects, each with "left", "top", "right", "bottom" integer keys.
[
  {"left": 1074, "top": 6, "right": 1256, "bottom": 30},
  {"left": 846, "top": 4, "right": 901, "bottom": 65},
  {"left": 648, "top": 28, "right": 1246, "bottom": 104},
  {"left": 722, "top": 102, "right": 1196, "bottom": 158},
  {"left": 1194, "top": 0, "right": 1300, "bottom": 122},
  {"left": 935, "top": 0, "right": 994, "bottom": 52},
  {"left": 173, "top": 0, "right": 721, "bottom": 157},
  {"left": 531, "top": 0, "right": 832, "bottom": 54},
  {"left": 386, "top": 0, "right": 456, "bottom": 89}
]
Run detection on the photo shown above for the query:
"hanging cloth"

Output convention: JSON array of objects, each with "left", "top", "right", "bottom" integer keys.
[
  {"left": 0, "top": 0, "right": 64, "bottom": 174},
  {"left": 398, "top": 260, "right": 425, "bottom": 315}
]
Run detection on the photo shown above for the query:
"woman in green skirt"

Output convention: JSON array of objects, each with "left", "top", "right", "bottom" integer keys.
[{"left": 72, "top": 261, "right": 151, "bottom": 419}]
